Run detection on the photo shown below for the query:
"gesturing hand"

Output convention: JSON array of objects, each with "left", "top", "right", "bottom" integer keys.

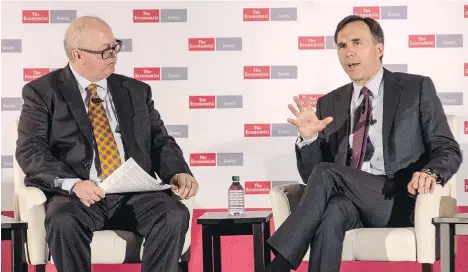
[{"left": 287, "top": 96, "right": 333, "bottom": 140}]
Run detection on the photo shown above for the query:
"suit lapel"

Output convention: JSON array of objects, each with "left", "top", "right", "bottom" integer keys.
[
  {"left": 382, "top": 68, "right": 403, "bottom": 144},
  {"left": 57, "top": 65, "right": 94, "bottom": 146},
  {"left": 107, "top": 75, "right": 134, "bottom": 160},
  {"left": 333, "top": 83, "right": 353, "bottom": 165}
]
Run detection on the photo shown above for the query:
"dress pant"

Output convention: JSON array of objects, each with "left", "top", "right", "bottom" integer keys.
[
  {"left": 44, "top": 189, "right": 190, "bottom": 272},
  {"left": 267, "top": 162, "right": 415, "bottom": 272}
]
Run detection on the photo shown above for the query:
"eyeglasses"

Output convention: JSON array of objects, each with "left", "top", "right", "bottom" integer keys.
[{"left": 78, "top": 39, "right": 122, "bottom": 60}]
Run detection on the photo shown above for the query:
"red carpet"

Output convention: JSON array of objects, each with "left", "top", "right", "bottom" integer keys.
[{"left": 2, "top": 208, "right": 468, "bottom": 272}]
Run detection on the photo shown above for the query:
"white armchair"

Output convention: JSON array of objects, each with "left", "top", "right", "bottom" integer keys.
[
  {"left": 269, "top": 115, "right": 459, "bottom": 272},
  {"left": 11, "top": 120, "right": 193, "bottom": 272}
]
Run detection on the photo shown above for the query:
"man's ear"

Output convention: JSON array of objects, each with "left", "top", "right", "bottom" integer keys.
[{"left": 72, "top": 49, "right": 85, "bottom": 65}]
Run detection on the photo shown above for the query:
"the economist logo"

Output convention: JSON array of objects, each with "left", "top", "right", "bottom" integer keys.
[
  {"left": 23, "top": 10, "right": 49, "bottom": 23},
  {"left": 245, "top": 181, "right": 271, "bottom": 195},
  {"left": 298, "top": 36, "right": 325, "bottom": 50},
  {"left": 133, "top": 9, "right": 159, "bottom": 22},
  {"left": 244, "top": 66, "right": 270, "bottom": 79},
  {"left": 23, "top": 68, "right": 50, "bottom": 81},
  {"left": 244, "top": 123, "right": 296, "bottom": 137},
  {"left": 244, "top": 124, "right": 271, "bottom": 137},
  {"left": 189, "top": 96, "right": 216, "bottom": 109},
  {"left": 464, "top": 5, "right": 468, "bottom": 18},
  {"left": 408, "top": 35, "right": 435, "bottom": 48},
  {"left": 243, "top": 8, "right": 269, "bottom": 21},
  {"left": 188, "top": 38, "right": 215, "bottom": 51},
  {"left": 464, "top": 121, "right": 468, "bottom": 135},
  {"left": 189, "top": 95, "right": 243, "bottom": 109},
  {"left": 243, "top": 8, "right": 297, "bottom": 21},
  {"left": 464, "top": 63, "right": 468, "bottom": 77},
  {"left": 465, "top": 179, "right": 468, "bottom": 192},
  {"left": 134, "top": 68, "right": 160, "bottom": 81},
  {"left": 299, "top": 94, "right": 324, "bottom": 107},
  {"left": 353, "top": 6, "right": 380, "bottom": 19},
  {"left": 190, "top": 153, "right": 216, "bottom": 166}
]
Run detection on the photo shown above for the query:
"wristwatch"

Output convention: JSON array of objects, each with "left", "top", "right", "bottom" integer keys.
[{"left": 421, "top": 168, "right": 443, "bottom": 184}]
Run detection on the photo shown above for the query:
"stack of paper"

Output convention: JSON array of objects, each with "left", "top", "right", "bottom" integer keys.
[{"left": 98, "top": 158, "right": 172, "bottom": 194}]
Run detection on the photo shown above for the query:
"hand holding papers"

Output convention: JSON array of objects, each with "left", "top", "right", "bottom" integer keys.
[{"left": 98, "top": 158, "right": 172, "bottom": 194}]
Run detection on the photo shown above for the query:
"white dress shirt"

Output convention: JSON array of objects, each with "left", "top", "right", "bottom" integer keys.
[{"left": 55, "top": 64, "right": 126, "bottom": 192}]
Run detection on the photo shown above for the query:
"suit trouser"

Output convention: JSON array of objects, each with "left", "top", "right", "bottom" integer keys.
[
  {"left": 267, "top": 162, "right": 414, "bottom": 272},
  {"left": 44, "top": 189, "right": 190, "bottom": 272}
]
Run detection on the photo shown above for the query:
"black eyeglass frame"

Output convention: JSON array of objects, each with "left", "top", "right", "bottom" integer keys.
[{"left": 77, "top": 39, "right": 123, "bottom": 59}]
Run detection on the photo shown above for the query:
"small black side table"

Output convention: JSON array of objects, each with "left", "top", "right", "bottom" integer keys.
[
  {"left": 1, "top": 215, "right": 28, "bottom": 272},
  {"left": 197, "top": 211, "right": 272, "bottom": 272},
  {"left": 432, "top": 213, "right": 468, "bottom": 272}
]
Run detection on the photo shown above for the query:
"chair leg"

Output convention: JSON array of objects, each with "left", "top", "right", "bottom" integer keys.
[
  {"left": 35, "top": 264, "right": 46, "bottom": 272},
  {"left": 421, "top": 263, "right": 433, "bottom": 272}
]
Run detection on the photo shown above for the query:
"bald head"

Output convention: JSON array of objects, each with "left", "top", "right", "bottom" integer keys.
[
  {"left": 64, "top": 16, "right": 118, "bottom": 82},
  {"left": 64, "top": 16, "right": 111, "bottom": 60}
]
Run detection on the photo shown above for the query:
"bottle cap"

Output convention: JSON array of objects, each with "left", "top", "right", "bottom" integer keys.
[{"left": 232, "top": 176, "right": 240, "bottom": 181}]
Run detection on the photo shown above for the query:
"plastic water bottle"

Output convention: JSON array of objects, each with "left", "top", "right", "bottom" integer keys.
[{"left": 228, "top": 176, "right": 245, "bottom": 215}]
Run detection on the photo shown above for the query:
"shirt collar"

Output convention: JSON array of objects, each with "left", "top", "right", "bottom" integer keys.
[
  {"left": 352, "top": 66, "right": 384, "bottom": 103},
  {"left": 69, "top": 63, "right": 108, "bottom": 93}
]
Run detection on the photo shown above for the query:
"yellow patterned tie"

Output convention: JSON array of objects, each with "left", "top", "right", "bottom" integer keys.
[{"left": 87, "top": 83, "right": 121, "bottom": 179}]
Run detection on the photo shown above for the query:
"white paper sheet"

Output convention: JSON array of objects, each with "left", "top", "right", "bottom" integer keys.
[{"left": 98, "top": 158, "right": 172, "bottom": 194}]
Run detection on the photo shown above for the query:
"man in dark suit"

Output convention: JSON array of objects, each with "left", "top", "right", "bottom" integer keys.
[
  {"left": 15, "top": 16, "right": 198, "bottom": 272},
  {"left": 265, "top": 15, "right": 462, "bottom": 272}
]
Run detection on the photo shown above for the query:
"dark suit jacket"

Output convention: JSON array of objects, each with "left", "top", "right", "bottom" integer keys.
[
  {"left": 16, "top": 65, "right": 192, "bottom": 196},
  {"left": 296, "top": 68, "right": 462, "bottom": 188}
]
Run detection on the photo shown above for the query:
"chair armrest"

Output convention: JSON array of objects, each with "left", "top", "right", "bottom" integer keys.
[
  {"left": 17, "top": 186, "right": 49, "bottom": 265},
  {"left": 269, "top": 183, "right": 306, "bottom": 231},
  {"left": 179, "top": 196, "right": 194, "bottom": 261},
  {"left": 415, "top": 183, "right": 456, "bottom": 263}
]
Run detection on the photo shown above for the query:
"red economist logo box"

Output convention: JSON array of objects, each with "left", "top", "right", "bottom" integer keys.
[
  {"left": 244, "top": 124, "right": 271, "bottom": 137},
  {"left": 299, "top": 94, "right": 324, "bottom": 107},
  {"left": 133, "top": 9, "right": 160, "bottom": 22},
  {"left": 190, "top": 153, "right": 216, "bottom": 166},
  {"left": 23, "top": 10, "right": 49, "bottom": 23},
  {"left": 465, "top": 63, "right": 468, "bottom": 77},
  {"left": 245, "top": 181, "right": 271, "bottom": 195},
  {"left": 189, "top": 96, "right": 216, "bottom": 109},
  {"left": 244, "top": 66, "right": 270, "bottom": 79},
  {"left": 188, "top": 38, "right": 215, "bottom": 51},
  {"left": 243, "top": 8, "right": 270, "bottom": 21},
  {"left": 464, "top": 121, "right": 468, "bottom": 134},
  {"left": 298, "top": 36, "right": 325, "bottom": 50},
  {"left": 465, "top": 179, "right": 468, "bottom": 192},
  {"left": 408, "top": 35, "right": 435, "bottom": 48},
  {"left": 353, "top": 6, "right": 380, "bottom": 19},
  {"left": 23, "top": 68, "right": 51, "bottom": 81},
  {"left": 134, "top": 68, "right": 160, "bottom": 81},
  {"left": 465, "top": 5, "right": 468, "bottom": 18}
]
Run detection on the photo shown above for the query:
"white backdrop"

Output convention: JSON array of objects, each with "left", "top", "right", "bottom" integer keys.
[{"left": 1, "top": 1, "right": 467, "bottom": 211}]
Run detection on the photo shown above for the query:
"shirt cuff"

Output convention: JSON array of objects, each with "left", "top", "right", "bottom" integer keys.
[
  {"left": 55, "top": 178, "right": 81, "bottom": 194},
  {"left": 296, "top": 134, "right": 318, "bottom": 149}
]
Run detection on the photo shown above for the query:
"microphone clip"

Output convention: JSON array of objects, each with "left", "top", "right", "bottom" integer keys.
[{"left": 91, "top": 97, "right": 104, "bottom": 104}]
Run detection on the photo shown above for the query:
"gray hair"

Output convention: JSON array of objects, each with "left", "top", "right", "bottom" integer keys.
[{"left": 64, "top": 16, "right": 110, "bottom": 60}]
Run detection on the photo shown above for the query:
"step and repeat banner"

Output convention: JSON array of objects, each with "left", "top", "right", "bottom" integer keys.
[{"left": 1, "top": 1, "right": 467, "bottom": 210}]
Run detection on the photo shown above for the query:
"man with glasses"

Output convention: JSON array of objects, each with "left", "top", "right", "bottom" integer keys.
[{"left": 15, "top": 16, "right": 198, "bottom": 272}]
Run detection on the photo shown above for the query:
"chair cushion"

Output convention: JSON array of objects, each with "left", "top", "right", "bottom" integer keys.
[
  {"left": 302, "top": 227, "right": 417, "bottom": 262},
  {"left": 91, "top": 230, "right": 143, "bottom": 263},
  {"left": 51, "top": 229, "right": 189, "bottom": 264}
]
